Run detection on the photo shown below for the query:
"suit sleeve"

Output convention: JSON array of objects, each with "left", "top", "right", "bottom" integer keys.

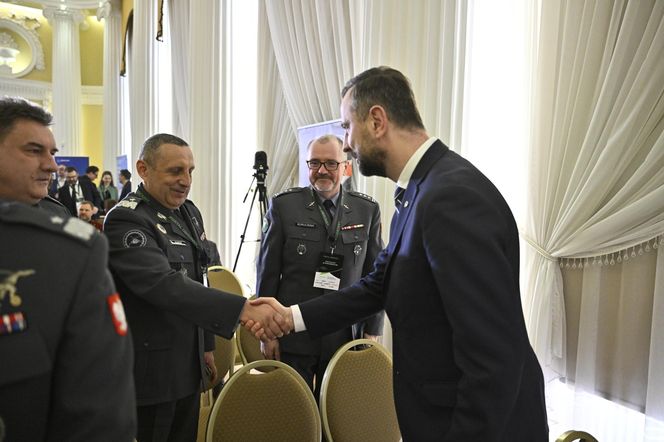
[
  {"left": 104, "top": 208, "right": 246, "bottom": 339},
  {"left": 361, "top": 202, "right": 385, "bottom": 336},
  {"left": 422, "top": 184, "right": 527, "bottom": 441},
  {"left": 49, "top": 235, "right": 137, "bottom": 442},
  {"left": 255, "top": 198, "right": 283, "bottom": 298}
]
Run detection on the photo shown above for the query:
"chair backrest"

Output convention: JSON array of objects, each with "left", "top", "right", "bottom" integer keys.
[
  {"left": 319, "top": 339, "right": 400, "bottom": 442},
  {"left": 235, "top": 295, "right": 274, "bottom": 372},
  {"left": 207, "top": 265, "right": 245, "bottom": 368},
  {"left": 206, "top": 360, "right": 321, "bottom": 442},
  {"left": 207, "top": 266, "right": 245, "bottom": 297},
  {"left": 555, "top": 430, "right": 599, "bottom": 442}
]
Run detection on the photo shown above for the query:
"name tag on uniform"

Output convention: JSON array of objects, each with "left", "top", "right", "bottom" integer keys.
[{"left": 313, "top": 253, "right": 344, "bottom": 291}]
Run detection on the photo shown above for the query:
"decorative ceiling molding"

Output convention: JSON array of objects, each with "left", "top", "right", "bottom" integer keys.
[
  {"left": 25, "top": 1, "right": 104, "bottom": 9},
  {"left": 0, "top": 16, "right": 45, "bottom": 78}
]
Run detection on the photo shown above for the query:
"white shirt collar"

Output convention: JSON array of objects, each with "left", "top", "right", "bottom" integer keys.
[{"left": 396, "top": 137, "right": 437, "bottom": 189}]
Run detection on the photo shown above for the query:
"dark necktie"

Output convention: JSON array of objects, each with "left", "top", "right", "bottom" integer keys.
[
  {"left": 394, "top": 187, "right": 405, "bottom": 213},
  {"left": 323, "top": 199, "right": 335, "bottom": 221},
  {"left": 71, "top": 184, "right": 78, "bottom": 200}
]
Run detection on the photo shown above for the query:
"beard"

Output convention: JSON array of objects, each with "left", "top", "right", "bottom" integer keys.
[
  {"left": 313, "top": 177, "right": 336, "bottom": 193},
  {"left": 356, "top": 146, "right": 387, "bottom": 178}
]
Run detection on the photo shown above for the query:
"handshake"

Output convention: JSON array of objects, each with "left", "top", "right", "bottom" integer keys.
[{"left": 239, "top": 298, "right": 294, "bottom": 341}]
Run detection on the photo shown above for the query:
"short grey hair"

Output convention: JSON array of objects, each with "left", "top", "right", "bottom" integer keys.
[
  {"left": 306, "top": 134, "right": 347, "bottom": 160},
  {"left": 140, "top": 133, "right": 189, "bottom": 166}
]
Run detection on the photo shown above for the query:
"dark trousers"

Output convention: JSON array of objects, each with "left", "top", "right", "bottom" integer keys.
[
  {"left": 136, "top": 393, "right": 200, "bottom": 442},
  {"left": 280, "top": 351, "right": 330, "bottom": 402}
]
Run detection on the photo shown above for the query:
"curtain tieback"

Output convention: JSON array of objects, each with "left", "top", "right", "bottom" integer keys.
[{"left": 521, "top": 233, "right": 556, "bottom": 261}]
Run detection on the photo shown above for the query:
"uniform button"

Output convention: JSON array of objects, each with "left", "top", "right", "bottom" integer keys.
[
  {"left": 354, "top": 234, "right": 359, "bottom": 239},
  {"left": 213, "top": 323, "right": 220, "bottom": 328},
  {"left": 143, "top": 342, "right": 149, "bottom": 348}
]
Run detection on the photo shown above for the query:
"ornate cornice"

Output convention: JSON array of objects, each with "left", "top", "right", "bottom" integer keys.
[
  {"left": 0, "top": 17, "right": 45, "bottom": 77},
  {"left": 42, "top": 6, "right": 86, "bottom": 24}
]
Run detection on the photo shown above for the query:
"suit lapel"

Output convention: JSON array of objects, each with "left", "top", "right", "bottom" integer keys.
[{"left": 387, "top": 141, "right": 448, "bottom": 257}]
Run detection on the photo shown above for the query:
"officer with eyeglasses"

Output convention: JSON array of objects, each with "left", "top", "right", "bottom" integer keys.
[{"left": 256, "top": 133, "right": 385, "bottom": 399}]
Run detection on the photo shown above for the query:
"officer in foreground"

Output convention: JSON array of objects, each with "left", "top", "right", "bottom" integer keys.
[
  {"left": 104, "top": 133, "right": 286, "bottom": 442},
  {"left": 0, "top": 97, "right": 136, "bottom": 440}
]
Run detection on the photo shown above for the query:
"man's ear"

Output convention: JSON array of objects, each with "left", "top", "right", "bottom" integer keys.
[
  {"left": 368, "top": 105, "right": 388, "bottom": 137},
  {"left": 136, "top": 160, "right": 148, "bottom": 180}
]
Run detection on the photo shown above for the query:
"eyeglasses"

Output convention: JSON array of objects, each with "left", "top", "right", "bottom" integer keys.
[{"left": 306, "top": 160, "right": 346, "bottom": 171}]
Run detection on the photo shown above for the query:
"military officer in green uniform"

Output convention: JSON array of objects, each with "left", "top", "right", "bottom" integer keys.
[
  {"left": 256, "top": 134, "right": 385, "bottom": 398},
  {"left": 104, "top": 133, "right": 287, "bottom": 442},
  {"left": 0, "top": 97, "right": 136, "bottom": 441}
]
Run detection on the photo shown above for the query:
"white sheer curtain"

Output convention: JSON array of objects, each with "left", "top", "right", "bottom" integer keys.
[
  {"left": 168, "top": 0, "right": 190, "bottom": 140},
  {"left": 127, "top": 0, "right": 160, "bottom": 174},
  {"left": 262, "top": 0, "right": 355, "bottom": 193},
  {"left": 260, "top": 0, "right": 468, "bottom": 240},
  {"left": 348, "top": 0, "right": 469, "bottom": 238},
  {"left": 165, "top": 0, "right": 232, "bottom": 263},
  {"left": 523, "top": 1, "right": 664, "bottom": 440},
  {"left": 257, "top": 2, "right": 298, "bottom": 195}
]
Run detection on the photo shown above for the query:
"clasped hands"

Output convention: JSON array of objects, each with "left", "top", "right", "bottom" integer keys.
[{"left": 239, "top": 297, "right": 293, "bottom": 342}]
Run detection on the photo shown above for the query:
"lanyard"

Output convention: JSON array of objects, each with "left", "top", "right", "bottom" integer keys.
[
  {"left": 135, "top": 187, "right": 202, "bottom": 252},
  {"left": 310, "top": 188, "right": 344, "bottom": 252}
]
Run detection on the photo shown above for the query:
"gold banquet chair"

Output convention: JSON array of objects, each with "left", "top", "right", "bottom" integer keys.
[
  {"left": 205, "top": 360, "right": 322, "bottom": 442},
  {"left": 207, "top": 265, "right": 246, "bottom": 370},
  {"left": 319, "top": 339, "right": 400, "bottom": 442},
  {"left": 555, "top": 430, "right": 599, "bottom": 442}
]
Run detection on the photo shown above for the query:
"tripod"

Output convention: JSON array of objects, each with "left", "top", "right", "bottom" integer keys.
[{"left": 232, "top": 166, "right": 268, "bottom": 272}]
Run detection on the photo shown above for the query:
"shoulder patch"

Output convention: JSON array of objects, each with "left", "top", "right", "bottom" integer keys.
[
  {"left": 273, "top": 187, "right": 303, "bottom": 199},
  {"left": 116, "top": 196, "right": 141, "bottom": 210},
  {"left": 348, "top": 190, "right": 377, "bottom": 204}
]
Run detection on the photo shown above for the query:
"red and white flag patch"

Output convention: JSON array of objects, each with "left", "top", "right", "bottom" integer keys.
[{"left": 107, "top": 293, "right": 128, "bottom": 336}]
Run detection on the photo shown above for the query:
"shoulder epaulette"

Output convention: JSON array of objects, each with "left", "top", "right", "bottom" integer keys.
[
  {"left": 273, "top": 187, "right": 303, "bottom": 199},
  {"left": 114, "top": 195, "right": 142, "bottom": 210},
  {"left": 347, "top": 190, "right": 377, "bottom": 204},
  {"left": 0, "top": 201, "right": 97, "bottom": 245}
]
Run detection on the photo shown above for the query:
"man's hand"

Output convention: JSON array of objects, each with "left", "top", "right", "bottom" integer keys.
[
  {"left": 239, "top": 300, "right": 289, "bottom": 342},
  {"left": 247, "top": 298, "right": 294, "bottom": 340},
  {"left": 260, "top": 339, "right": 281, "bottom": 360},
  {"left": 204, "top": 351, "right": 218, "bottom": 384}
]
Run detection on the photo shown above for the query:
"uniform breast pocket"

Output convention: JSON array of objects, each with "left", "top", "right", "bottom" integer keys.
[
  {"left": 0, "top": 329, "right": 51, "bottom": 387},
  {"left": 166, "top": 243, "right": 195, "bottom": 274},
  {"left": 341, "top": 228, "right": 369, "bottom": 262},
  {"left": 285, "top": 226, "right": 321, "bottom": 259}
]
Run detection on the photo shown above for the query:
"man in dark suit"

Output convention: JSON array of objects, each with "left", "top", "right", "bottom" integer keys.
[
  {"left": 57, "top": 166, "right": 102, "bottom": 217},
  {"left": 104, "top": 133, "right": 288, "bottom": 442},
  {"left": 118, "top": 169, "right": 132, "bottom": 201},
  {"left": 252, "top": 67, "right": 548, "bottom": 441},
  {"left": 0, "top": 96, "right": 136, "bottom": 441},
  {"left": 79, "top": 165, "right": 103, "bottom": 212},
  {"left": 256, "top": 134, "right": 384, "bottom": 397}
]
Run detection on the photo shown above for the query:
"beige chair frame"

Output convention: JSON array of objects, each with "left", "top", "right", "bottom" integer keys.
[
  {"left": 555, "top": 430, "right": 599, "bottom": 442},
  {"left": 319, "top": 339, "right": 400, "bottom": 442},
  {"left": 205, "top": 360, "right": 322, "bottom": 442}
]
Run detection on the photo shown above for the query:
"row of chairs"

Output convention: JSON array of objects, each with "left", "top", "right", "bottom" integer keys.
[
  {"left": 203, "top": 266, "right": 598, "bottom": 442},
  {"left": 202, "top": 266, "right": 400, "bottom": 442}
]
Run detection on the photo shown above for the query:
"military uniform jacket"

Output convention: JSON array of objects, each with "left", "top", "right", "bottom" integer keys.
[
  {"left": 256, "top": 186, "right": 384, "bottom": 358},
  {"left": 104, "top": 185, "right": 246, "bottom": 406},
  {"left": 0, "top": 201, "right": 136, "bottom": 441}
]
